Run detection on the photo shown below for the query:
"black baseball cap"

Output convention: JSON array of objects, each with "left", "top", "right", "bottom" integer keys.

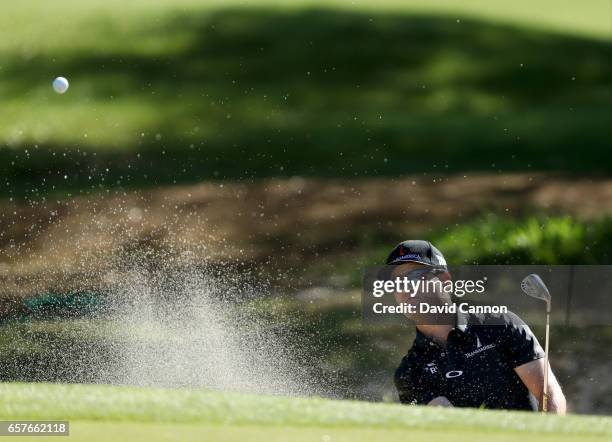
[{"left": 378, "top": 240, "right": 447, "bottom": 279}]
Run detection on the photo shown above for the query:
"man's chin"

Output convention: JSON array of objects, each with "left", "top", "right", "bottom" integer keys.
[{"left": 409, "top": 311, "right": 456, "bottom": 326}]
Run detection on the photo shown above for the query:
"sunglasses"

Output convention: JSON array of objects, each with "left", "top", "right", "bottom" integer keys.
[{"left": 392, "top": 266, "right": 445, "bottom": 281}]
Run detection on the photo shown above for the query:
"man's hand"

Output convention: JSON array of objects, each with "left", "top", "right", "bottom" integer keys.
[
  {"left": 427, "top": 396, "right": 454, "bottom": 407},
  {"left": 514, "top": 358, "right": 567, "bottom": 414}
]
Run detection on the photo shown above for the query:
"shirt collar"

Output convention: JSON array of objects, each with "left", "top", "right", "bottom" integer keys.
[
  {"left": 414, "top": 311, "right": 470, "bottom": 349},
  {"left": 456, "top": 310, "right": 470, "bottom": 331}
]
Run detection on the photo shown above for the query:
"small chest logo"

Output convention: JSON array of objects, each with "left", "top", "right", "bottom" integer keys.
[
  {"left": 445, "top": 370, "right": 464, "bottom": 379},
  {"left": 465, "top": 343, "right": 496, "bottom": 358}
]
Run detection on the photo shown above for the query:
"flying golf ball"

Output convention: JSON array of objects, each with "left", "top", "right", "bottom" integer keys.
[{"left": 52, "top": 77, "right": 69, "bottom": 94}]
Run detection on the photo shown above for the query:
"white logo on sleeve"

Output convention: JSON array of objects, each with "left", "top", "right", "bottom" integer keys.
[{"left": 445, "top": 370, "right": 464, "bottom": 379}]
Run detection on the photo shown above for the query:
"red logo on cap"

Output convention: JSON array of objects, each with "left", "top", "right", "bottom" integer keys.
[{"left": 399, "top": 245, "right": 404, "bottom": 256}]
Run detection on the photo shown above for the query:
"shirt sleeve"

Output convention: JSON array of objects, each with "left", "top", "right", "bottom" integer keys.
[
  {"left": 499, "top": 312, "right": 545, "bottom": 367},
  {"left": 394, "top": 354, "right": 439, "bottom": 405}
]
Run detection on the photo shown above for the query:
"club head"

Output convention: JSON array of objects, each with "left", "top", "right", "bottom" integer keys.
[{"left": 521, "top": 274, "right": 551, "bottom": 303}]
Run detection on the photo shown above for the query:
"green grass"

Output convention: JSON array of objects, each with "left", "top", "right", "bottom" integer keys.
[
  {"left": 1, "top": 0, "right": 611, "bottom": 197},
  {"left": 1, "top": 383, "right": 612, "bottom": 442}
]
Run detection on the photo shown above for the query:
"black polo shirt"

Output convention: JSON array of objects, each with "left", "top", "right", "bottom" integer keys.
[{"left": 394, "top": 311, "right": 544, "bottom": 411}]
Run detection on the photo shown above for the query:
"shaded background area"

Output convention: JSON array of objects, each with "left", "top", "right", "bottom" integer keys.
[
  {"left": 1, "top": 2, "right": 611, "bottom": 197},
  {"left": 1, "top": 0, "right": 612, "bottom": 415}
]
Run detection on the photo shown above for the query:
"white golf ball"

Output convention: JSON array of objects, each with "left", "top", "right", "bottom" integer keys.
[{"left": 52, "top": 77, "right": 69, "bottom": 94}]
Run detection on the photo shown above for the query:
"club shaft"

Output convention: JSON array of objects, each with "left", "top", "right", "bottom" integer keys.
[{"left": 543, "top": 306, "right": 551, "bottom": 412}]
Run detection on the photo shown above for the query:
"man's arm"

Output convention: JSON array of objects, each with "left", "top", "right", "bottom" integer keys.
[
  {"left": 395, "top": 354, "right": 443, "bottom": 406},
  {"left": 515, "top": 358, "right": 567, "bottom": 414},
  {"left": 498, "top": 312, "right": 566, "bottom": 414}
]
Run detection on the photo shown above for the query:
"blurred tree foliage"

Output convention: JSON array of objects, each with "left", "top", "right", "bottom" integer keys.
[{"left": 436, "top": 216, "right": 612, "bottom": 264}]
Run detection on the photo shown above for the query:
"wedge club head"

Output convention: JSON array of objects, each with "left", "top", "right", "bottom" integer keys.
[{"left": 521, "top": 274, "right": 551, "bottom": 303}]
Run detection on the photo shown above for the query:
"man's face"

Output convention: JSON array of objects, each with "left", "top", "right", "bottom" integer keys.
[
  {"left": 391, "top": 262, "right": 437, "bottom": 299},
  {"left": 390, "top": 262, "right": 452, "bottom": 322}
]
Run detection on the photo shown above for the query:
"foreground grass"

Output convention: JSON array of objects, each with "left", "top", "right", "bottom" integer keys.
[
  {"left": 1, "top": 383, "right": 611, "bottom": 441},
  {"left": 1, "top": 0, "right": 611, "bottom": 197},
  {"left": 49, "top": 423, "right": 612, "bottom": 442}
]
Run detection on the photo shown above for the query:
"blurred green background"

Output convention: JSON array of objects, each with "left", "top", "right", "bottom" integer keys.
[
  {"left": 1, "top": 0, "right": 611, "bottom": 197},
  {"left": 1, "top": 0, "right": 611, "bottom": 415}
]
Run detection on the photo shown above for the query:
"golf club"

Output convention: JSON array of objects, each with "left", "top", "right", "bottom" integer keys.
[{"left": 521, "top": 273, "right": 552, "bottom": 412}]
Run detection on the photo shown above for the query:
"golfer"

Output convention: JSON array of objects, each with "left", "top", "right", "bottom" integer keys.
[{"left": 382, "top": 240, "right": 566, "bottom": 413}]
